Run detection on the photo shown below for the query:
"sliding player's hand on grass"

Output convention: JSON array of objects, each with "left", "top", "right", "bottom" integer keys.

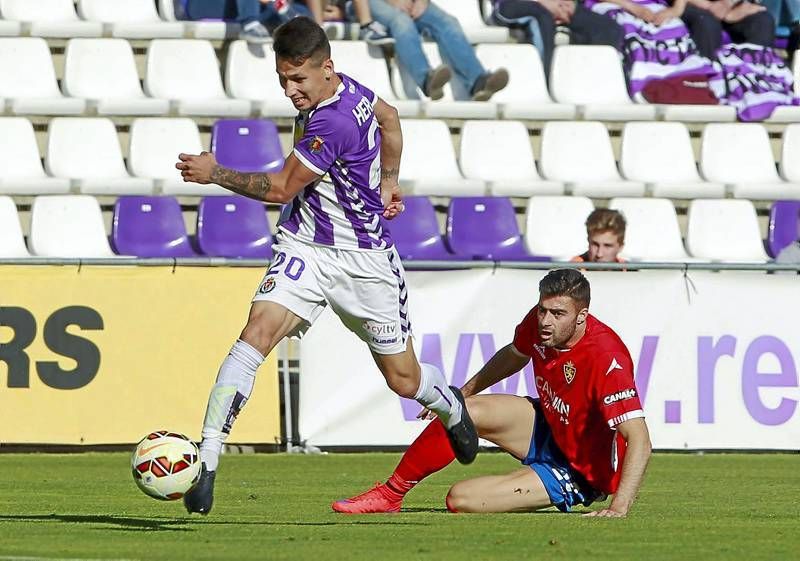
[{"left": 176, "top": 151, "right": 216, "bottom": 184}]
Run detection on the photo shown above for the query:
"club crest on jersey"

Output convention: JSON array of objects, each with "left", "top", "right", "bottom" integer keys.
[
  {"left": 309, "top": 135, "right": 324, "bottom": 154},
  {"left": 259, "top": 277, "right": 276, "bottom": 294},
  {"left": 563, "top": 361, "right": 576, "bottom": 384}
]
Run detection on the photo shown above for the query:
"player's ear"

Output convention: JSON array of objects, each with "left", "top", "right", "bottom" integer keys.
[{"left": 576, "top": 307, "right": 588, "bottom": 325}]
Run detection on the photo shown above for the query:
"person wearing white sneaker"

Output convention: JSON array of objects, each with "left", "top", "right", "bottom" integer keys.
[{"left": 322, "top": 0, "right": 396, "bottom": 44}]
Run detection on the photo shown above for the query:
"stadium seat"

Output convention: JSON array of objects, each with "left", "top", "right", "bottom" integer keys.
[
  {"left": 46, "top": 118, "right": 153, "bottom": 195},
  {"left": 0, "top": 196, "right": 30, "bottom": 257},
  {"left": 145, "top": 39, "right": 250, "bottom": 117},
  {"left": 129, "top": 118, "right": 228, "bottom": 196},
  {"left": 197, "top": 195, "right": 272, "bottom": 258},
  {"left": 29, "top": 195, "right": 116, "bottom": 257},
  {"left": 523, "top": 196, "right": 594, "bottom": 260},
  {"left": 157, "top": 0, "right": 239, "bottom": 40},
  {"left": 767, "top": 200, "right": 800, "bottom": 257},
  {"left": 780, "top": 123, "right": 800, "bottom": 183},
  {"left": 435, "top": 0, "right": 509, "bottom": 43},
  {"left": 225, "top": 40, "right": 296, "bottom": 118},
  {"left": 63, "top": 39, "right": 170, "bottom": 116},
  {"left": 609, "top": 198, "right": 692, "bottom": 262},
  {"left": 620, "top": 122, "right": 725, "bottom": 198},
  {"left": 112, "top": 196, "right": 198, "bottom": 257},
  {"left": 660, "top": 104, "right": 736, "bottom": 123},
  {"left": 0, "top": 0, "right": 102, "bottom": 37},
  {"left": 394, "top": 43, "right": 498, "bottom": 119},
  {"left": 550, "top": 46, "right": 657, "bottom": 121},
  {"left": 0, "top": 18, "right": 21, "bottom": 36},
  {"left": 388, "top": 196, "right": 455, "bottom": 261},
  {"left": 474, "top": 43, "right": 576, "bottom": 120},
  {"left": 701, "top": 123, "right": 800, "bottom": 199},
  {"left": 459, "top": 120, "right": 562, "bottom": 196},
  {"left": 539, "top": 121, "right": 645, "bottom": 197},
  {"left": 329, "top": 41, "right": 420, "bottom": 118},
  {"left": 399, "top": 120, "right": 485, "bottom": 196},
  {"left": 446, "top": 197, "right": 546, "bottom": 261},
  {"left": 0, "top": 38, "right": 86, "bottom": 115},
  {"left": 211, "top": 119, "right": 284, "bottom": 173},
  {"left": 77, "top": 0, "right": 184, "bottom": 38},
  {"left": 685, "top": 199, "right": 769, "bottom": 262},
  {"left": 0, "top": 118, "right": 70, "bottom": 194}
]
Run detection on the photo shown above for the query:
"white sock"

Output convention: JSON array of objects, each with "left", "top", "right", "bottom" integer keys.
[
  {"left": 199, "top": 340, "right": 264, "bottom": 472},
  {"left": 414, "top": 362, "right": 463, "bottom": 430}
]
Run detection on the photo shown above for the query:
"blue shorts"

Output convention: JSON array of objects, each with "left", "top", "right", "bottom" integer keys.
[{"left": 522, "top": 399, "right": 602, "bottom": 512}]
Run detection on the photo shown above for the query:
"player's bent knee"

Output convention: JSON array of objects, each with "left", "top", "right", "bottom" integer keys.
[{"left": 445, "top": 484, "right": 473, "bottom": 513}]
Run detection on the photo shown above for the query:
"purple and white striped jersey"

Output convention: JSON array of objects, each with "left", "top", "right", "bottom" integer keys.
[{"left": 277, "top": 73, "right": 394, "bottom": 251}]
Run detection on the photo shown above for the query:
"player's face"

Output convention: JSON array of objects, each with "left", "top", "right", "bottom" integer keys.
[
  {"left": 536, "top": 295, "right": 588, "bottom": 349},
  {"left": 276, "top": 55, "right": 335, "bottom": 111},
  {"left": 587, "top": 230, "right": 623, "bottom": 263}
]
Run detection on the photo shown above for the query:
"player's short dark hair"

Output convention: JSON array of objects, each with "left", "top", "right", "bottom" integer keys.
[
  {"left": 272, "top": 17, "right": 331, "bottom": 66},
  {"left": 539, "top": 269, "right": 591, "bottom": 308},
  {"left": 586, "top": 208, "right": 626, "bottom": 244}
]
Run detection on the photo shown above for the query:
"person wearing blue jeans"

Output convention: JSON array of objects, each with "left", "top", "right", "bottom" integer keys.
[{"left": 368, "top": 0, "right": 509, "bottom": 100}]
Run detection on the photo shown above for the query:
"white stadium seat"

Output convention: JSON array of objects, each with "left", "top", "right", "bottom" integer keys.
[
  {"left": 29, "top": 195, "right": 116, "bottom": 257},
  {"left": 435, "top": 0, "right": 509, "bottom": 43},
  {"left": 459, "top": 120, "right": 562, "bottom": 196},
  {"left": 329, "top": 41, "right": 419, "bottom": 117},
  {"left": 0, "top": 118, "right": 70, "bottom": 195},
  {"left": 145, "top": 39, "right": 250, "bottom": 117},
  {"left": 540, "top": 121, "right": 645, "bottom": 197},
  {"left": 46, "top": 118, "right": 154, "bottom": 195},
  {"left": 474, "top": 43, "right": 576, "bottom": 120},
  {"left": 0, "top": 0, "right": 102, "bottom": 38},
  {"left": 701, "top": 123, "right": 800, "bottom": 199},
  {"left": 63, "top": 39, "right": 170, "bottom": 116},
  {"left": 225, "top": 40, "right": 296, "bottom": 118},
  {"left": 129, "top": 118, "right": 228, "bottom": 196},
  {"left": 609, "top": 198, "right": 692, "bottom": 262},
  {"left": 620, "top": 122, "right": 724, "bottom": 198},
  {"left": 686, "top": 199, "right": 768, "bottom": 262},
  {"left": 0, "top": 18, "right": 21, "bottom": 36},
  {"left": 394, "top": 42, "right": 498, "bottom": 119},
  {"left": 77, "top": 0, "right": 184, "bottom": 38},
  {"left": 780, "top": 123, "right": 800, "bottom": 183},
  {"left": 524, "top": 196, "right": 594, "bottom": 260},
  {"left": 550, "top": 45, "right": 657, "bottom": 121},
  {"left": 0, "top": 196, "right": 31, "bottom": 257},
  {"left": 660, "top": 104, "right": 736, "bottom": 123},
  {"left": 0, "top": 38, "right": 86, "bottom": 115},
  {"left": 399, "top": 119, "right": 485, "bottom": 196}
]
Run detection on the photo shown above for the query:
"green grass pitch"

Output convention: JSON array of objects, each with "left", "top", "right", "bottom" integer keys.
[{"left": 0, "top": 452, "right": 797, "bottom": 561}]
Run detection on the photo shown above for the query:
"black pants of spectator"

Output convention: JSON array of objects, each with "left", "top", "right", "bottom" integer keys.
[
  {"left": 493, "top": 0, "right": 624, "bottom": 79},
  {"left": 681, "top": 3, "right": 775, "bottom": 58}
]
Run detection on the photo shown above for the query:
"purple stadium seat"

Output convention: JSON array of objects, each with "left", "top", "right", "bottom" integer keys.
[
  {"left": 768, "top": 200, "right": 800, "bottom": 257},
  {"left": 389, "top": 196, "right": 456, "bottom": 260},
  {"left": 197, "top": 196, "right": 273, "bottom": 258},
  {"left": 211, "top": 119, "right": 284, "bottom": 173},
  {"left": 446, "top": 197, "right": 549, "bottom": 261},
  {"left": 112, "top": 196, "right": 198, "bottom": 257}
]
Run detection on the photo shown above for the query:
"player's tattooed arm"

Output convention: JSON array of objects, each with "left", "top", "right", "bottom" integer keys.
[
  {"left": 381, "top": 167, "right": 399, "bottom": 180},
  {"left": 210, "top": 166, "right": 272, "bottom": 201}
]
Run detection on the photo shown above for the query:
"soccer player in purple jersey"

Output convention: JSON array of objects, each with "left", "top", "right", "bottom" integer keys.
[{"left": 175, "top": 16, "right": 478, "bottom": 515}]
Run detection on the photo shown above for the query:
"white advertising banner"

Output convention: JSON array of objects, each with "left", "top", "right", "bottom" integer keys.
[{"left": 299, "top": 270, "right": 800, "bottom": 450}]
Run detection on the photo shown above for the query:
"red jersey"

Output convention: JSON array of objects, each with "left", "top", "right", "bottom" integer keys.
[{"left": 513, "top": 307, "right": 643, "bottom": 494}]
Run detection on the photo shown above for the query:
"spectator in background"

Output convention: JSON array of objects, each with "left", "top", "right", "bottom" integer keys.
[
  {"left": 760, "top": 0, "right": 800, "bottom": 63},
  {"left": 491, "top": 0, "right": 624, "bottom": 79},
  {"left": 185, "top": 0, "right": 313, "bottom": 42},
  {"left": 572, "top": 209, "right": 627, "bottom": 263},
  {"left": 680, "top": 0, "right": 775, "bottom": 58},
  {"left": 368, "top": 0, "right": 509, "bottom": 100},
  {"left": 323, "top": 0, "right": 395, "bottom": 44}
]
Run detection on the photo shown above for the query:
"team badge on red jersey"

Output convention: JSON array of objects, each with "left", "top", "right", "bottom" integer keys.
[
  {"left": 563, "top": 361, "right": 576, "bottom": 384},
  {"left": 309, "top": 135, "right": 325, "bottom": 153}
]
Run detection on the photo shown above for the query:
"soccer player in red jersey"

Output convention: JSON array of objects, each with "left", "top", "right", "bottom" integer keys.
[{"left": 333, "top": 268, "right": 652, "bottom": 517}]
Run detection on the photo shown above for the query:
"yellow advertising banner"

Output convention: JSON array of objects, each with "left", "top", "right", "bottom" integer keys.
[{"left": 0, "top": 265, "right": 280, "bottom": 445}]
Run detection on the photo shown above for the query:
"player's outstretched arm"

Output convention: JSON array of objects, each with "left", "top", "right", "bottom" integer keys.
[
  {"left": 176, "top": 151, "right": 320, "bottom": 204},
  {"left": 374, "top": 98, "right": 404, "bottom": 219},
  {"left": 585, "top": 417, "right": 651, "bottom": 518},
  {"left": 462, "top": 344, "right": 531, "bottom": 398}
]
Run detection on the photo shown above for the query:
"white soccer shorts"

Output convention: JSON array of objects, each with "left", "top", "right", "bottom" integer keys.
[{"left": 252, "top": 233, "right": 411, "bottom": 355}]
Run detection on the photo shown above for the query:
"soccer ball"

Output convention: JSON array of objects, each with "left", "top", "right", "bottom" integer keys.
[{"left": 131, "top": 431, "right": 201, "bottom": 501}]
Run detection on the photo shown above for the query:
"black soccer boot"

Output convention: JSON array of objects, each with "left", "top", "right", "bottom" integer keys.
[
  {"left": 445, "top": 386, "right": 479, "bottom": 464},
  {"left": 183, "top": 463, "right": 216, "bottom": 515}
]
